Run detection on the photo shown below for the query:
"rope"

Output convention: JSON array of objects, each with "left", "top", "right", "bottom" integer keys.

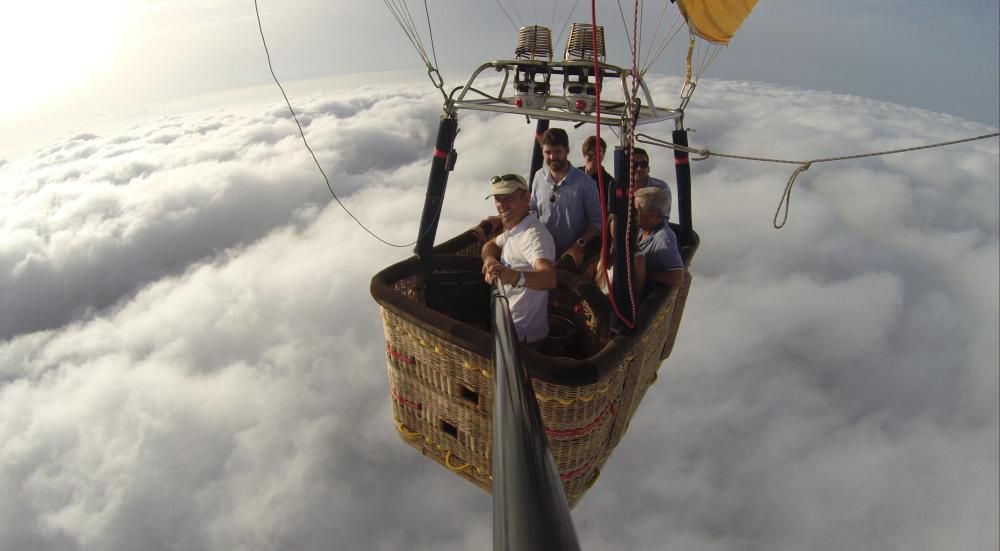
[
  {"left": 493, "top": 0, "right": 519, "bottom": 31},
  {"left": 553, "top": 0, "right": 584, "bottom": 51},
  {"left": 590, "top": 0, "right": 638, "bottom": 329},
  {"left": 636, "top": 131, "right": 1000, "bottom": 228},
  {"left": 384, "top": 0, "right": 447, "bottom": 101},
  {"left": 254, "top": 0, "right": 420, "bottom": 248}
]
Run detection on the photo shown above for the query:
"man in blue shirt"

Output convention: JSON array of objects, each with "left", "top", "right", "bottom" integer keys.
[{"left": 530, "top": 128, "right": 604, "bottom": 270}]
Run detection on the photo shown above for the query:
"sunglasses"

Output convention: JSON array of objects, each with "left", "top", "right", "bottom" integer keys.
[
  {"left": 550, "top": 183, "right": 558, "bottom": 203},
  {"left": 635, "top": 160, "right": 649, "bottom": 168},
  {"left": 491, "top": 173, "right": 523, "bottom": 185}
]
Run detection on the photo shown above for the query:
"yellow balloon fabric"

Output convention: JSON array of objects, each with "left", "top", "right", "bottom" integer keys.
[{"left": 676, "top": 0, "right": 758, "bottom": 44}]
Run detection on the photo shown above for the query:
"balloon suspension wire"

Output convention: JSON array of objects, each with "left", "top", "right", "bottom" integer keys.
[
  {"left": 553, "top": 0, "right": 585, "bottom": 52},
  {"left": 635, "top": 131, "right": 1000, "bottom": 229},
  {"left": 255, "top": 0, "right": 442, "bottom": 248},
  {"left": 384, "top": 0, "right": 447, "bottom": 100}
]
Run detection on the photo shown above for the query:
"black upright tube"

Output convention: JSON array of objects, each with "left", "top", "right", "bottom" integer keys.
[
  {"left": 414, "top": 115, "right": 458, "bottom": 259},
  {"left": 491, "top": 284, "right": 580, "bottom": 551},
  {"left": 672, "top": 128, "right": 693, "bottom": 244},
  {"left": 528, "top": 119, "right": 550, "bottom": 194},
  {"left": 610, "top": 148, "right": 637, "bottom": 334}
]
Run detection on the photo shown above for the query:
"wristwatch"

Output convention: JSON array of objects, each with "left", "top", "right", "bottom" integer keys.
[{"left": 515, "top": 271, "right": 526, "bottom": 288}]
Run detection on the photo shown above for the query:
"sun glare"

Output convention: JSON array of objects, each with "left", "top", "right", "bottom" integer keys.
[{"left": 0, "top": 0, "right": 125, "bottom": 116}]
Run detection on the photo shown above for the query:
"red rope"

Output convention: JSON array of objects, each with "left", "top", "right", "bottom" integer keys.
[
  {"left": 386, "top": 343, "right": 416, "bottom": 365},
  {"left": 545, "top": 400, "right": 617, "bottom": 438},
  {"left": 390, "top": 388, "right": 422, "bottom": 411},
  {"left": 560, "top": 456, "right": 599, "bottom": 481}
]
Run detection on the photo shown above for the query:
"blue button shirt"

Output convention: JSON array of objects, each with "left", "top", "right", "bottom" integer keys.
[
  {"left": 637, "top": 221, "right": 683, "bottom": 273},
  {"left": 530, "top": 165, "right": 604, "bottom": 254}
]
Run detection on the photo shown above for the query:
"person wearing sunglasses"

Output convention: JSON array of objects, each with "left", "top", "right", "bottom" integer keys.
[
  {"left": 480, "top": 173, "right": 557, "bottom": 346},
  {"left": 631, "top": 148, "right": 672, "bottom": 221},
  {"left": 529, "top": 128, "right": 603, "bottom": 271}
]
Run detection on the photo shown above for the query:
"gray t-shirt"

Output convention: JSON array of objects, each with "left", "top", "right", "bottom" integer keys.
[{"left": 636, "top": 221, "right": 683, "bottom": 274}]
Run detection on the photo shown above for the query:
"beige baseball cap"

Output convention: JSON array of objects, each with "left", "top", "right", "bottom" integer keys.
[{"left": 485, "top": 173, "right": 528, "bottom": 198}]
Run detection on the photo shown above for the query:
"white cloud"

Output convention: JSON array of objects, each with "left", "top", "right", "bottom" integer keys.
[{"left": 0, "top": 77, "right": 997, "bottom": 550}]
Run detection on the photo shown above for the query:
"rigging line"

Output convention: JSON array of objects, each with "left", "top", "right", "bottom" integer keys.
[
  {"left": 636, "top": 131, "right": 1000, "bottom": 228},
  {"left": 553, "top": 0, "right": 583, "bottom": 52},
  {"left": 493, "top": 0, "right": 519, "bottom": 31},
  {"left": 423, "top": 0, "right": 439, "bottom": 69},
  {"left": 635, "top": 0, "right": 644, "bottom": 73},
  {"left": 507, "top": 0, "right": 525, "bottom": 27},
  {"left": 642, "top": 4, "right": 676, "bottom": 72},
  {"left": 616, "top": 0, "right": 634, "bottom": 61},
  {"left": 591, "top": 0, "right": 636, "bottom": 329},
  {"left": 385, "top": 1, "right": 421, "bottom": 49},
  {"left": 692, "top": 38, "right": 714, "bottom": 81},
  {"left": 697, "top": 44, "right": 723, "bottom": 81},
  {"left": 551, "top": 0, "right": 558, "bottom": 38},
  {"left": 385, "top": 0, "right": 432, "bottom": 67},
  {"left": 255, "top": 0, "right": 418, "bottom": 248},
  {"left": 642, "top": 15, "right": 685, "bottom": 76},
  {"left": 385, "top": 0, "right": 447, "bottom": 100},
  {"left": 615, "top": 0, "right": 643, "bottom": 326},
  {"left": 648, "top": 0, "right": 670, "bottom": 49},
  {"left": 388, "top": 0, "right": 434, "bottom": 68}
]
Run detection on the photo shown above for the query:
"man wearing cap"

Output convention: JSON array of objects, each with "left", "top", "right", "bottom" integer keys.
[{"left": 481, "top": 174, "right": 558, "bottom": 346}]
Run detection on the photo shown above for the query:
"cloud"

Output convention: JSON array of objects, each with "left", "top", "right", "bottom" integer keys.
[{"left": 0, "top": 77, "right": 997, "bottom": 550}]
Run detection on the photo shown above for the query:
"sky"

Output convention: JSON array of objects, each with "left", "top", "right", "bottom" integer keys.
[
  {"left": 0, "top": 0, "right": 998, "bottom": 152},
  {"left": 1, "top": 1, "right": 998, "bottom": 551}
]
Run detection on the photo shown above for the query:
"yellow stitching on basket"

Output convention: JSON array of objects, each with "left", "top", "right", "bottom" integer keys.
[
  {"left": 481, "top": 369, "right": 491, "bottom": 378},
  {"left": 395, "top": 421, "right": 421, "bottom": 440},
  {"left": 444, "top": 451, "right": 472, "bottom": 473},
  {"left": 434, "top": 345, "right": 442, "bottom": 354},
  {"left": 535, "top": 382, "right": 610, "bottom": 405},
  {"left": 395, "top": 421, "right": 480, "bottom": 475}
]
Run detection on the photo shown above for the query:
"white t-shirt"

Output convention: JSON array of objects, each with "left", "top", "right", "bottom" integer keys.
[{"left": 494, "top": 213, "right": 556, "bottom": 344}]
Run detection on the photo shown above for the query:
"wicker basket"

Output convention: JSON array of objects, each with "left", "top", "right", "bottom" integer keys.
[{"left": 371, "top": 228, "right": 698, "bottom": 507}]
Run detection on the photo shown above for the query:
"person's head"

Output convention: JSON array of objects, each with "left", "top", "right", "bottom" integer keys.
[
  {"left": 485, "top": 173, "right": 531, "bottom": 227},
  {"left": 634, "top": 187, "right": 668, "bottom": 231},
  {"left": 632, "top": 147, "right": 650, "bottom": 186},
  {"left": 540, "top": 128, "right": 570, "bottom": 173},
  {"left": 582, "top": 135, "right": 607, "bottom": 173}
]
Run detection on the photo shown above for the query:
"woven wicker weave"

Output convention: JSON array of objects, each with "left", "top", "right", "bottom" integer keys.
[{"left": 372, "top": 228, "right": 698, "bottom": 507}]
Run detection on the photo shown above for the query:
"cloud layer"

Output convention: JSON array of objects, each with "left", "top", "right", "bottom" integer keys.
[{"left": 1, "top": 77, "right": 997, "bottom": 550}]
